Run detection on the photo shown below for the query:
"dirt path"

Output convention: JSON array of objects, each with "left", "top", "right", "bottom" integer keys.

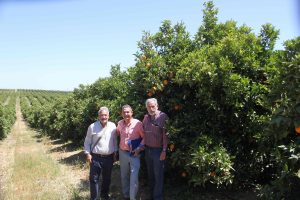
[{"left": 0, "top": 98, "right": 89, "bottom": 200}]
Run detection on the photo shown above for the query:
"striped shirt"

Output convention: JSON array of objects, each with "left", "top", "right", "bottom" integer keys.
[
  {"left": 142, "top": 111, "right": 169, "bottom": 150},
  {"left": 117, "top": 118, "right": 145, "bottom": 151}
]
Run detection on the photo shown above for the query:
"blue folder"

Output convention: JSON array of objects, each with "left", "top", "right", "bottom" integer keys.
[{"left": 128, "top": 137, "right": 143, "bottom": 156}]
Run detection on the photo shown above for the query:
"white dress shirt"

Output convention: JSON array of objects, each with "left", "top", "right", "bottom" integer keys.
[{"left": 84, "top": 120, "right": 117, "bottom": 155}]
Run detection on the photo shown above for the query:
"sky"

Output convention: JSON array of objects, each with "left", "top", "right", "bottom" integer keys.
[{"left": 0, "top": 0, "right": 299, "bottom": 91}]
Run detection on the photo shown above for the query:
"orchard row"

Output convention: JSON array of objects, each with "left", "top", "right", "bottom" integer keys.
[{"left": 0, "top": 89, "right": 17, "bottom": 139}]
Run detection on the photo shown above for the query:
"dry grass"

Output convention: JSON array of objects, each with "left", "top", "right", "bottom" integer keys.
[
  {"left": 43, "top": 138, "right": 90, "bottom": 200},
  {"left": 4, "top": 132, "right": 73, "bottom": 200},
  {"left": 0, "top": 100, "right": 83, "bottom": 200},
  {"left": 0, "top": 133, "right": 16, "bottom": 200}
]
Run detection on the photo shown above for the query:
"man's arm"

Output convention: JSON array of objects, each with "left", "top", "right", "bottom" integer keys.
[
  {"left": 160, "top": 114, "right": 169, "bottom": 160},
  {"left": 112, "top": 126, "right": 119, "bottom": 162},
  {"left": 84, "top": 125, "right": 93, "bottom": 154},
  {"left": 112, "top": 127, "right": 118, "bottom": 153},
  {"left": 83, "top": 125, "right": 93, "bottom": 163}
]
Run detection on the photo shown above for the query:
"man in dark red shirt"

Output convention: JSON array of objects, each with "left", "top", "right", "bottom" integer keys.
[{"left": 143, "top": 98, "right": 169, "bottom": 200}]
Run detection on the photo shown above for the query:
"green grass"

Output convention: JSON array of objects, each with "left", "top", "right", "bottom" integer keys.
[{"left": 2, "top": 129, "right": 75, "bottom": 200}]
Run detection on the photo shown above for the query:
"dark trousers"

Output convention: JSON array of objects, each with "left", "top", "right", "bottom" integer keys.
[
  {"left": 145, "top": 147, "right": 165, "bottom": 200},
  {"left": 89, "top": 154, "right": 114, "bottom": 200}
]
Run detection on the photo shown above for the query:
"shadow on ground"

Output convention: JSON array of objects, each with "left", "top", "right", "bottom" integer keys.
[{"left": 39, "top": 137, "right": 258, "bottom": 200}]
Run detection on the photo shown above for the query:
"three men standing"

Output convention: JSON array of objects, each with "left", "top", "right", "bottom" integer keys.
[{"left": 84, "top": 98, "right": 168, "bottom": 200}]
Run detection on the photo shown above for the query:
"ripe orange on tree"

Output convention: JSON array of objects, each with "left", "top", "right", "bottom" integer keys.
[
  {"left": 174, "top": 104, "right": 183, "bottom": 111},
  {"left": 210, "top": 171, "right": 216, "bottom": 177},
  {"left": 146, "top": 62, "right": 151, "bottom": 68},
  {"left": 181, "top": 171, "right": 187, "bottom": 177},
  {"left": 147, "top": 87, "right": 157, "bottom": 97},
  {"left": 295, "top": 126, "right": 300, "bottom": 134},
  {"left": 151, "top": 86, "right": 157, "bottom": 92},
  {"left": 163, "top": 79, "right": 169, "bottom": 86},
  {"left": 147, "top": 91, "right": 153, "bottom": 97},
  {"left": 169, "top": 143, "right": 175, "bottom": 151}
]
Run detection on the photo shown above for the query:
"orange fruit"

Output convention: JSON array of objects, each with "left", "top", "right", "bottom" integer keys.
[
  {"left": 210, "top": 171, "right": 216, "bottom": 177},
  {"left": 146, "top": 62, "right": 151, "bottom": 68},
  {"left": 174, "top": 104, "right": 183, "bottom": 111},
  {"left": 295, "top": 126, "right": 300, "bottom": 134},
  {"left": 147, "top": 91, "right": 153, "bottom": 97},
  {"left": 181, "top": 172, "right": 187, "bottom": 177},
  {"left": 163, "top": 80, "right": 169, "bottom": 86},
  {"left": 169, "top": 144, "right": 175, "bottom": 151}
]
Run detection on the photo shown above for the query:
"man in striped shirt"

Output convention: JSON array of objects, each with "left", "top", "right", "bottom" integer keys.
[{"left": 143, "top": 98, "right": 169, "bottom": 200}]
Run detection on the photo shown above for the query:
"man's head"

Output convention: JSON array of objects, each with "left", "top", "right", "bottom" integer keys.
[
  {"left": 146, "top": 98, "right": 158, "bottom": 116},
  {"left": 121, "top": 104, "right": 133, "bottom": 122},
  {"left": 98, "top": 106, "right": 109, "bottom": 126}
]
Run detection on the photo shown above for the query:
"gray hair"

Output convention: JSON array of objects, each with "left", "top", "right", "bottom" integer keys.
[
  {"left": 145, "top": 98, "right": 158, "bottom": 107},
  {"left": 98, "top": 106, "right": 109, "bottom": 115},
  {"left": 122, "top": 104, "right": 132, "bottom": 111}
]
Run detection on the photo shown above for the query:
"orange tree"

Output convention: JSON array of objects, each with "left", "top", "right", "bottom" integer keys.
[
  {"left": 259, "top": 37, "right": 300, "bottom": 199},
  {"left": 124, "top": 1, "right": 280, "bottom": 187}
]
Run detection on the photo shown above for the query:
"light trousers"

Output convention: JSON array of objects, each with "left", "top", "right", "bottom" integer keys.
[{"left": 119, "top": 149, "right": 141, "bottom": 200}]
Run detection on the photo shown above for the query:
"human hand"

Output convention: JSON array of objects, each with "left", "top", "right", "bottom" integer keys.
[
  {"left": 86, "top": 154, "right": 92, "bottom": 164},
  {"left": 113, "top": 152, "right": 119, "bottom": 162},
  {"left": 132, "top": 148, "right": 141, "bottom": 157},
  {"left": 160, "top": 151, "right": 166, "bottom": 161}
]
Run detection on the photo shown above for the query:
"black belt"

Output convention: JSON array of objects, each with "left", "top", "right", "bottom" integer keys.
[{"left": 92, "top": 153, "right": 113, "bottom": 158}]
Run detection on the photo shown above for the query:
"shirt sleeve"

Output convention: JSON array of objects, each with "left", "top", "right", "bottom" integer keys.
[
  {"left": 83, "top": 125, "right": 93, "bottom": 154},
  {"left": 116, "top": 121, "right": 121, "bottom": 136},
  {"left": 162, "top": 114, "right": 169, "bottom": 151},
  {"left": 138, "top": 121, "right": 145, "bottom": 146},
  {"left": 112, "top": 126, "right": 118, "bottom": 152}
]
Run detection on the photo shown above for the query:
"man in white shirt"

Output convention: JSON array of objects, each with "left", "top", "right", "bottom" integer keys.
[{"left": 84, "top": 106, "right": 118, "bottom": 200}]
